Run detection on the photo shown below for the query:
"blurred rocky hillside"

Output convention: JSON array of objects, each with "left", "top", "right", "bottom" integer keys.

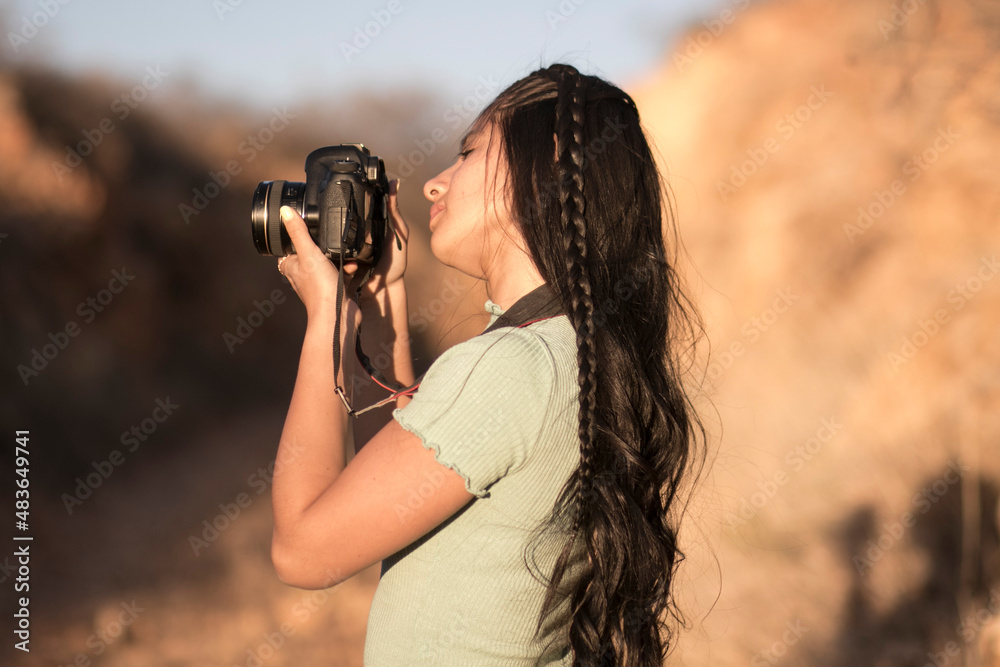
[
  {"left": 0, "top": 59, "right": 486, "bottom": 666},
  {"left": 631, "top": 0, "right": 1000, "bottom": 664},
  {"left": 0, "top": 61, "right": 489, "bottom": 467}
]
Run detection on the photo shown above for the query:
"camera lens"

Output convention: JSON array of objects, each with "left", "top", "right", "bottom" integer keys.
[{"left": 251, "top": 180, "right": 305, "bottom": 256}]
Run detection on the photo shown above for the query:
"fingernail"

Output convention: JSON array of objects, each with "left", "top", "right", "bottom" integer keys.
[{"left": 280, "top": 206, "right": 292, "bottom": 222}]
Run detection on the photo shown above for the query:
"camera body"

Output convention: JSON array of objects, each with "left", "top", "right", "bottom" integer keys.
[{"left": 251, "top": 144, "right": 389, "bottom": 266}]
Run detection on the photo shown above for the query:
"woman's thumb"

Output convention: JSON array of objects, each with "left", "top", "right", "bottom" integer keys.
[{"left": 279, "top": 206, "right": 309, "bottom": 253}]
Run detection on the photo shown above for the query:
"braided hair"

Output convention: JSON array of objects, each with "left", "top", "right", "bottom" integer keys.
[
  {"left": 467, "top": 63, "right": 707, "bottom": 666},
  {"left": 552, "top": 68, "right": 599, "bottom": 531}
]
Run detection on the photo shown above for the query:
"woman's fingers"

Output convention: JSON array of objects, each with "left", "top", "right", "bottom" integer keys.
[
  {"left": 362, "top": 178, "right": 408, "bottom": 291},
  {"left": 388, "top": 179, "right": 410, "bottom": 241},
  {"left": 277, "top": 205, "right": 346, "bottom": 317},
  {"left": 279, "top": 206, "right": 341, "bottom": 283},
  {"left": 279, "top": 206, "right": 316, "bottom": 257},
  {"left": 279, "top": 206, "right": 361, "bottom": 276},
  {"left": 280, "top": 187, "right": 407, "bottom": 298}
]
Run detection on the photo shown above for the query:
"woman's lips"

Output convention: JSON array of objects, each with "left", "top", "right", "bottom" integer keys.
[{"left": 429, "top": 203, "right": 444, "bottom": 227}]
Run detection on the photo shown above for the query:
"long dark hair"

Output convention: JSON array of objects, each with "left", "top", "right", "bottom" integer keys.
[{"left": 466, "top": 64, "right": 708, "bottom": 666}]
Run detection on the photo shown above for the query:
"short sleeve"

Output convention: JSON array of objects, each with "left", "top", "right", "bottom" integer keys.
[{"left": 392, "top": 327, "right": 557, "bottom": 499}]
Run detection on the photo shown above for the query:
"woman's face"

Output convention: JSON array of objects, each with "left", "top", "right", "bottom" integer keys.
[{"left": 422, "top": 122, "right": 518, "bottom": 278}]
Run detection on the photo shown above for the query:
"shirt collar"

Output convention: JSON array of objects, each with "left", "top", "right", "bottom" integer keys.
[{"left": 484, "top": 299, "right": 504, "bottom": 327}]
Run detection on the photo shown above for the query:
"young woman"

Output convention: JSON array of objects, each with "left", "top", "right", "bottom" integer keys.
[{"left": 270, "top": 63, "right": 706, "bottom": 666}]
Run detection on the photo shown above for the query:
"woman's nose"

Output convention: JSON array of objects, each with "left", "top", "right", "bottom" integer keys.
[{"left": 423, "top": 168, "right": 449, "bottom": 201}]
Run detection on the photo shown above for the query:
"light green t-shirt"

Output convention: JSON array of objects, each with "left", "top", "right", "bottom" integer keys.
[{"left": 364, "top": 300, "right": 587, "bottom": 666}]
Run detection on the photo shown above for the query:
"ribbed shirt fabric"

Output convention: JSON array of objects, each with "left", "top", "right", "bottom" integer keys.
[{"left": 364, "top": 299, "right": 586, "bottom": 666}]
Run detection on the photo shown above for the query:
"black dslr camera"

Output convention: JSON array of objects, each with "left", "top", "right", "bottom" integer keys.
[{"left": 251, "top": 144, "right": 389, "bottom": 266}]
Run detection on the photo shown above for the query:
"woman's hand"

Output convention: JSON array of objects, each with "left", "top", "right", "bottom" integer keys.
[
  {"left": 350, "top": 179, "right": 410, "bottom": 297},
  {"left": 278, "top": 206, "right": 358, "bottom": 326}
]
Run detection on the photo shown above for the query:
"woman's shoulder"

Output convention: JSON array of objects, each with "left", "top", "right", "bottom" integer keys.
[
  {"left": 417, "top": 315, "right": 574, "bottom": 391},
  {"left": 429, "top": 322, "right": 551, "bottom": 379},
  {"left": 392, "top": 317, "right": 575, "bottom": 498}
]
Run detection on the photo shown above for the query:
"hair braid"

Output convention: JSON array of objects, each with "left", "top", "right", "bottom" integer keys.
[
  {"left": 552, "top": 67, "right": 599, "bottom": 533},
  {"left": 471, "top": 63, "right": 709, "bottom": 667},
  {"left": 551, "top": 65, "right": 623, "bottom": 665}
]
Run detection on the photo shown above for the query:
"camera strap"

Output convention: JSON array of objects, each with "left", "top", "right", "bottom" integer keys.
[
  {"left": 335, "top": 283, "right": 566, "bottom": 417},
  {"left": 331, "top": 244, "right": 377, "bottom": 414}
]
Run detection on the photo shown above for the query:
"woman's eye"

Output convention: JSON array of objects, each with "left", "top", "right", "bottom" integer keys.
[{"left": 457, "top": 149, "right": 473, "bottom": 160}]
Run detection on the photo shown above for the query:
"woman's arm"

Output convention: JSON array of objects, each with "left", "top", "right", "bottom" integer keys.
[
  {"left": 269, "top": 204, "right": 357, "bottom": 587},
  {"left": 347, "top": 180, "right": 416, "bottom": 451},
  {"left": 349, "top": 280, "right": 416, "bottom": 453},
  {"left": 270, "top": 192, "right": 475, "bottom": 590}
]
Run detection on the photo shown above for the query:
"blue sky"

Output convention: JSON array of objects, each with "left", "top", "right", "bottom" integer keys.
[{"left": 2, "top": 0, "right": 728, "bottom": 108}]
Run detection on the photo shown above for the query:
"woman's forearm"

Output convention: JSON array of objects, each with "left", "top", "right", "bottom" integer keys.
[
  {"left": 350, "top": 280, "right": 416, "bottom": 451},
  {"left": 269, "top": 197, "right": 413, "bottom": 584},
  {"left": 271, "top": 278, "right": 412, "bottom": 554},
  {"left": 271, "top": 304, "right": 351, "bottom": 539}
]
